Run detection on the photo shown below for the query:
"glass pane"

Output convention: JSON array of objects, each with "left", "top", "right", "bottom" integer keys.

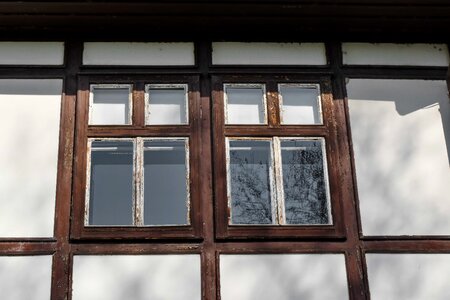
[
  {"left": 72, "top": 255, "right": 201, "bottom": 300},
  {"left": 220, "top": 254, "right": 349, "bottom": 300},
  {"left": 143, "top": 140, "right": 188, "bottom": 225},
  {"left": 146, "top": 87, "right": 187, "bottom": 125},
  {"left": 281, "top": 139, "right": 330, "bottom": 224},
  {"left": 226, "top": 86, "right": 266, "bottom": 124},
  {"left": 89, "top": 141, "right": 134, "bottom": 225},
  {"left": 229, "top": 140, "right": 273, "bottom": 224},
  {"left": 280, "top": 85, "right": 322, "bottom": 124},
  {"left": 90, "top": 87, "right": 130, "bottom": 125}
]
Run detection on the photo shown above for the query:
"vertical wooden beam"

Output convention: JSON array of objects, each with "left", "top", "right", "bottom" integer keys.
[
  {"left": 327, "top": 42, "right": 368, "bottom": 300},
  {"left": 196, "top": 41, "right": 217, "bottom": 300},
  {"left": 51, "top": 40, "right": 82, "bottom": 300}
]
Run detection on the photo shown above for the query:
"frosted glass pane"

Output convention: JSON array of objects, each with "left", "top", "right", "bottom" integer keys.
[
  {"left": 146, "top": 86, "right": 187, "bottom": 125},
  {"left": 143, "top": 140, "right": 188, "bottom": 225},
  {"left": 226, "top": 86, "right": 266, "bottom": 124},
  {"left": 281, "top": 139, "right": 330, "bottom": 225},
  {"left": 83, "top": 42, "right": 195, "bottom": 65},
  {"left": 72, "top": 255, "right": 201, "bottom": 300},
  {"left": 342, "top": 43, "right": 449, "bottom": 66},
  {"left": 280, "top": 85, "right": 322, "bottom": 124},
  {"left": 0, "top": 42, "right": 64, "bottom": 65},
  {"left": 347, "top": 79, "right": 450, "bottom": 235},
  {"left": 0, "top": 79, "right": 61, "bottom": 237},
  {"left": 367, "top": 254, "right": 450, "bottom": 300},
  {"left": 228, "top": 140, "right": 273, "bottom": 224},
  {"left": 0, "top": 256, "right": 52, "bottom": 300},
  {"left": 220, "top": 254, "right": 348, "bottom": 300},
  {"left": 88, "top": 140, "right": 134, "bottom": 226},
  {"left": 212, "top": 42, "right": 327, "bottom": 65},
  {"left": 90, "top": 87, "right": 131, "bottom": 125}
]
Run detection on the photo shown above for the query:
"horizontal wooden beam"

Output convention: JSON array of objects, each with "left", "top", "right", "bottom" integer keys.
[{"left": 0, "top": 1, "right": 448, "bottom": 40}]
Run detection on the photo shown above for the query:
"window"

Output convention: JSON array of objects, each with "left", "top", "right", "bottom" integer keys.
[
  {"left": 71, "top": 75, "right": 202, "bottom": 239},
  {"left": 213, "top": 76, "right": 344, "bottom": 239},
  {"left": 227, "top": 137, "right": 331, "bottom": 225}
]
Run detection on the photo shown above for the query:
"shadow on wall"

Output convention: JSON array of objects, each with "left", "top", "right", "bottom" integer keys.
[
  {"left": 347, "top": 79, "right": 450, "bottom": 163},
  {"left": 346, "top": 79, "right": 450, "bottom": 236},
  {"left": 0, "top": 256, "right": 52, "bottom": 299},
  {"left": 0, "top": 79, "right": 62, "bottom": 238},
  {"left": 220, "top": 254, "right": 349, "bottom": 300},
  {"left": 366, "top": 254, "right": 450, "bottom": 300},
  {"left": 72, "top": 255, "right": 201, "bottom": 300}
]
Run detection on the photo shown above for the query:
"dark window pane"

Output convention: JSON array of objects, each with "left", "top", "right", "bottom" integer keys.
[
  {"left": 89, "top": 141, "right": 134, "bottom": 225},
  {"left": 281, "top": 139, "right": 330, "bottom": 225},
  {"left": 143, "top": 140, "right": 188, "bottom": 225},
  {"left": 229, "top": 140, "right": 273, "bottom": 224}
]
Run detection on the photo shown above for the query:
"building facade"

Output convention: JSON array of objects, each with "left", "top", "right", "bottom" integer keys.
[{"left": 0, "top": 1, "right": 449, "bottom": 299}]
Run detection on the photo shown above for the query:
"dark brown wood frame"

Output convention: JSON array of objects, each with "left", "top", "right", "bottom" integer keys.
[
  {"left": 0, "top": 41, "right": 448, "bottom": 300},
  {"left": 71, "top": 74, "right": 203, "bottom": 240},
  {"left": 212, "top": 75, "right": 345, "bottom": 239}
]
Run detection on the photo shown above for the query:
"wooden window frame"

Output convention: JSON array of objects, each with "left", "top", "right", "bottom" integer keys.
[
  {"left": 212, "top": 75, "right": 345, "bottom": 239},
  {"left": 71, "top": 75, "right": 203, "bottom": 240}
]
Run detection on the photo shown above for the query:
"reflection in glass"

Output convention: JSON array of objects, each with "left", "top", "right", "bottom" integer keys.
[
  {"left": 89, "top": 140, "right": 134, "bottom": 225},
  {"left": 280, "top": 85, "right": 321, "bottom": 124},
  {"left": 143, "top": 140, "right": 188, "bottom": 225},
  {"left": 281, "top": 139, "right": 330, "bottom": 224},
  {"left": 226, "top": 86, "right": 265, "bottom": 124},
  {"left": 90, "top": 87, "right": 130, "bottom": 125},
  {"left": 229, "top": 140, "right": 273, "bottom": 224},
  {"left": 147, "top": 87, "right": 187, "bottom": 125}
]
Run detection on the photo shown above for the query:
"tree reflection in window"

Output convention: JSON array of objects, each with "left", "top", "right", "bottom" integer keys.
[
  {"left": 281, "top": 140, "right": 329, "bottom": 225},
  {"left": 227, "top": 138, "right": 330, "bottom": 226},
  {"left": 229, "top": 140, "right": 274, "bottom": 225}
]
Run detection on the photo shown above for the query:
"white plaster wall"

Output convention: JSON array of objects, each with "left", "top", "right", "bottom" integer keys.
[
  {"left": 0, "top": 80, "right": 62, "bottom": 237},
  {"left": 72, "top": 255, "right": 201, "bottom": 300},
  {"left": 0, "top": 255, "right": 52, "bottom": 300},
  {"left": 347, "top": 79, "right": 450, "bottom": 236},
  {"left": 367, "top": 254, "right": 450, "bottom": 300},
  {"left": 342, "top": 43, "right": 449, "bottom": 66},
  {"left": 212, "top": 42, "right": 327, "bottom": 65},
  {"left": 220, "top": 254, "right": 349, "bottom": 300},
  {"left": 83, "top": 42, "right": 195, "bottom": 65},
  {"left": 0, "top": 42, "right": 64, "bottom": 65}
]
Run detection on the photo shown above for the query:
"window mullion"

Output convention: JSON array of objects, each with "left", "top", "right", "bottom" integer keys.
[
  {"left": 84, "top": 139, "right": 93, "bottom": 226},
  {"left": 272, "top": 137, "right": 285, "bottom": 225},
  {"left": 268, "top": 138, "right": 279, "bottom": 225},
  {"left": 134, "top": 137, "right": 144, "bottom": 226}
]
